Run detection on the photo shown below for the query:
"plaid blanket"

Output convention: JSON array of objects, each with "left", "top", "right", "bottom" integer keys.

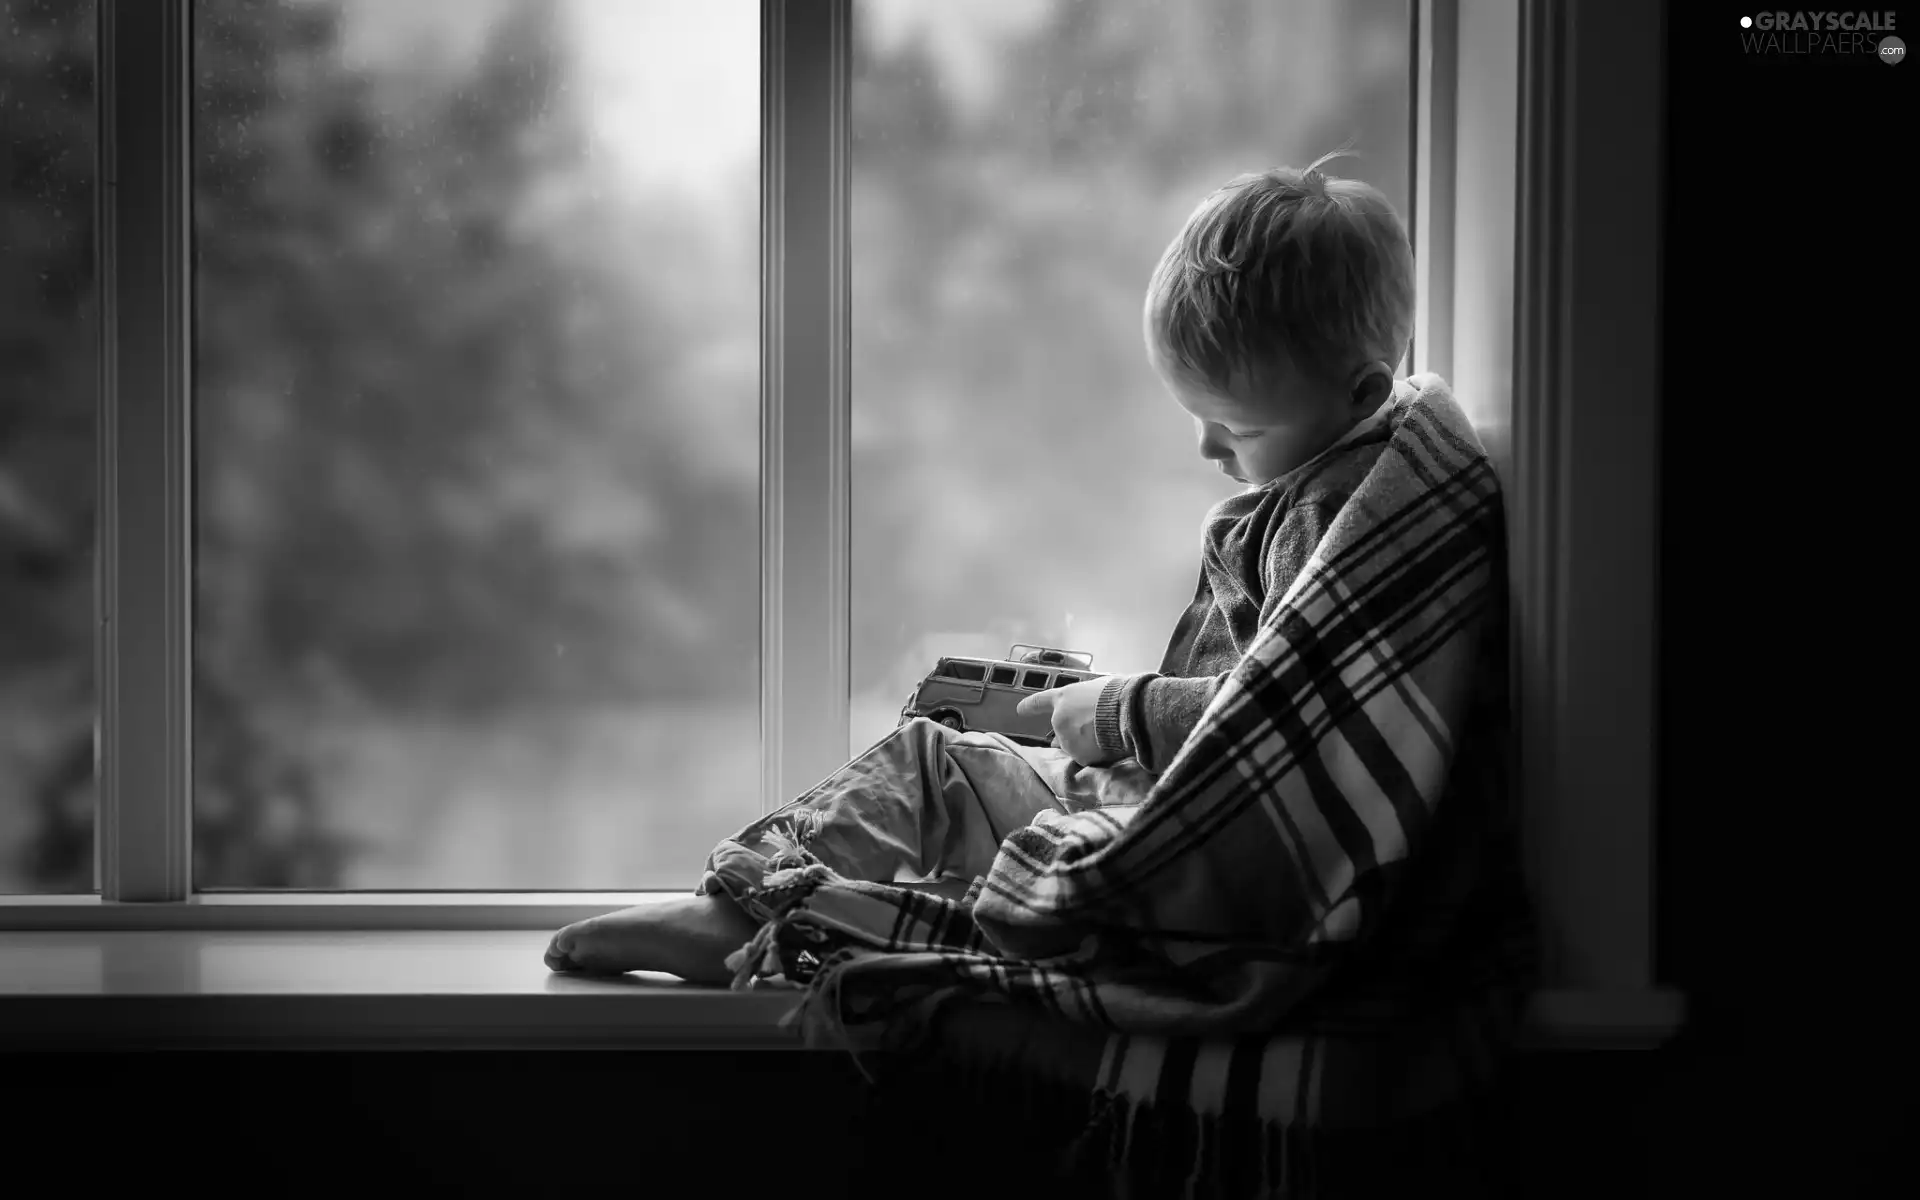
[{"left": 725, "top": 383, "right": 1537, "bottom": 1195}]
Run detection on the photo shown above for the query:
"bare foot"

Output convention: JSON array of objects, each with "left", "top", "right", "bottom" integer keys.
[{"left": 545, "top": 895, "right": 761, "bottom": 986}]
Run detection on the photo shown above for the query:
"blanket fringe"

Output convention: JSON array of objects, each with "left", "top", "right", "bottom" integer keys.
[
  {"left": 721, "top": 863, "right": 842, "bottom": 990},
  {"left": 1050, "top": 1088, "right": 1501, "bottom": 1199},
  {"left": 780, "top": 947, "right": 884, "bottom": 1084},
  {"left": 854, "top": 1019, "right": 1505, "bottom": 1198},
  {"left": 723, "top": 916, "right": 788, "bottom": 990}
]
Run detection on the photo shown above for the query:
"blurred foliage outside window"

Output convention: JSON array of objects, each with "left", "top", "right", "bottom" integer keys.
[
  {"left": 0, "top": 0, "right": 1408, "bottom": 892},
  {"left": 848, "top": 0, "right": 1410, "bottom": 753},
  {"left": 2, "top": 0, "right": 96, "bottom": 892}
]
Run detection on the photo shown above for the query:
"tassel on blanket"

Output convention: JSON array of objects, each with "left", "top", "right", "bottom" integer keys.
[
  {"left": 869, "top": 1010, "right": 1122, "bottom": 1189},
  {"left": 780, "top": 951, "right": 983, "bottom": 1088},
  {"left": 786, "top": 947, "right": 880, "bottom": 1084},
  {"left": 758, "top": 809, "right": 823, "bottom": 873},
  {"left": 1055, "top": 1091, "right": 1499, "bottom": 1199},
  {"left": 1072, "top": 1092, "right": 1298, "bottom": 1200},
  {"left": 855, "top": 1004, "right": 1508, "bottom": 1198},
  {"left": 723, "top": 917, "right": 789, "bottom": 990},
  {"left": 758, "top": 859, "right": 835, "bottom": 899},
  {"left": 721, "top": 862, "right": 839, "bottom": 991}
]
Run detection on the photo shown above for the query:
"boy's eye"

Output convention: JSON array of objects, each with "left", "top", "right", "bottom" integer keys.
[{"left": 1226, "top": 427, "right": 1261, "bottom": 440}]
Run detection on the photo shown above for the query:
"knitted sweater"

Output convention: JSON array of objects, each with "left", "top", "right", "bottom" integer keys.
[{"left": 1091, "top": 378, "right": 1415, "bottom": 771}]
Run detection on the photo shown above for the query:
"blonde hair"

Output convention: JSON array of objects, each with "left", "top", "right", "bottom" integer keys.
[{"left": 1146, "top": 151, "right": 1415, "bottom": 393}]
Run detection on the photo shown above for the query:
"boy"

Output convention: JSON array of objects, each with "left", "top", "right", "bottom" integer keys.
[{"left": 547, "top": 155, "right": 1486, "bottom": 989}]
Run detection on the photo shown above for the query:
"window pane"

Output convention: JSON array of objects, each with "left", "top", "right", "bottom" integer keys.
[
  {"left": 0, "top": 0, "right": 97, "bottom": 894},
  {"left": 850, "top": 0, "right": 1411, "bottom": 756},
  {"left": 192, "top": 0, "right": 759, "bottom": 889}
]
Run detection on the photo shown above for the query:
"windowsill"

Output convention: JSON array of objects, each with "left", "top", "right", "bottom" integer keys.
[
  {"left": 0, "top": 892, "right": 678, "bottom": 931},
  {"left": 0, "top": 929, "right": 806, "bottom": 1050},
  {"left": 0, "top": 928, "right": 1685, "bottom": 1052}
]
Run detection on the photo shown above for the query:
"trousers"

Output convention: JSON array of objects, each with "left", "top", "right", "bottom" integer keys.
[{"left": 697, "top": 716, "right": 1156, "bottom": 922}]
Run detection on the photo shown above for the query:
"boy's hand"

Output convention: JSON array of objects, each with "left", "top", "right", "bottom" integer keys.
[{"left": 1016, "top": 678, "right": 1107, "bottom": 766}]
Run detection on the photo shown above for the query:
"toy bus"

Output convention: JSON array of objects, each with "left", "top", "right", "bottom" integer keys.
[{"left": 898, "top": 644, "right": 1106, "bottom": 746}]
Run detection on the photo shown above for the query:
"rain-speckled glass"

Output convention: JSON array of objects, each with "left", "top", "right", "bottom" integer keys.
[
  {"left": 191, "top": 0, "right": 760, "bottom": 889},
  {"left": 848, "top": 0, "right": 1413, "bottom": 756},
  {"left": 0, "top": 0, "right": 98, "bottom": 894}
]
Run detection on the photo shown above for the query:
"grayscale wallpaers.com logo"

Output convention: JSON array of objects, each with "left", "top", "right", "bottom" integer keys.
[{"left": 1738, "top": 12, "right": 1904, "bottom": 60}]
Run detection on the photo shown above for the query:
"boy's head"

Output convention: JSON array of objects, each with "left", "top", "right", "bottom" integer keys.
[{"left": 1144, "top": 154, "right": 1415, "bottom": 486}]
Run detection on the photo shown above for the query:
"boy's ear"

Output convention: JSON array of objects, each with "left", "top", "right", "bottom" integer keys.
[{"left": 1348, "top": 360, "right": 1394, "bottom": 412}]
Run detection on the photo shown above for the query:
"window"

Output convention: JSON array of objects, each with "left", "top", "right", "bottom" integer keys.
[
  {"left": 188, "top": 0, "right": 760, "bottom": 890},
  {"left": 938, "top": 660, "right": 986, "bottom": 682},
  {"left": 2, "top": 0, "right": 1677, "bottom": 1051},
  {"left": 1021, "top": 670, "right": 1050, "bottom": 690},
  {"left": 989, "top": 666, "right": 1016, "bottom": 685},
  {"left": 0, "top": 0, "right": 97, "bottom": 894},
  {"left": 3, "top": 0, "right": 1419, "bottom": 904},
  {"left": 846, "top": 0, "right": 1413, "bottom": 757}
]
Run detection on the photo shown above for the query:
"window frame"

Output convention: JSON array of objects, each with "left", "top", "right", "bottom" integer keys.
[
  {"left": 1418, "top": 0, "right": 1672, "bottom": 1021},
  {"left": 7, "top": 0, "right": 842, "bottom": 928},
  {"left": 2, "top": 0, "right": 1684, "bottom": 1047},
  {"left": 1506, "top": 0, "right": 1666, "bottom": 1006},
  {"left": 94, "top": 0, "right": 194, "bottom": 905}
]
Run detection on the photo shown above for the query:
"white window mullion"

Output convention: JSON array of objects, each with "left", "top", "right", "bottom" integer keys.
[
  {"left": 1445, "top": 0, "right": 1517, "bottom": 473},
  {"left": 95, "top": 0, "right": 195, "bottom": 902},
  {"left": 761, "top": 0, "right": 852, "bottom": 814},
  {"left": 1410, "top": 0, "right": 1457, "bottom": 386}
]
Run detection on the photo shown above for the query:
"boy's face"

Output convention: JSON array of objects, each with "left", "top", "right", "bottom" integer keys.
[{"left": 1146, "top": 338, "right": 1371, "bottom": 488}]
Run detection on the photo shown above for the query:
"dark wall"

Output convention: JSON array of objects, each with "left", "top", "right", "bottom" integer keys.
[
  {"left": 2, "top": 1051, "right": 873, "bottom": 1194},
  {"left": 1650, "top": 2, "right": 1758, "bottom": 1188},
  {"left": 0, "top": 1047, "right": 1718, "bottom": 1198},
  {"left": 1653, "top": 0, "right": 1893, "bottom": 1191}
]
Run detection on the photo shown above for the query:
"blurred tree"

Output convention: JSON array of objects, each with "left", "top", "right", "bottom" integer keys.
[
  {"left": 193, "top": 0, "right": 756, "bottom": 886},
  {"left": 2, "top": 0, "right": 103, "bottom": 890},
  {"left": 199, "top": 0, "right": 632, "bottom": 719},
  {"left": 5, "top": 0, "right": 1404, "bottom": 890},
  {"left": 199, "top": 0, "right": 758, "bottom": 722},
  {"left": 849, "top": 0, "right": 1410, "bottom": 708},
  {"left": 0, "top": 0, "right": 365, "bottom": 889},
  {"left": 5, "top": 0, "right": 759, "bottom": 889}
]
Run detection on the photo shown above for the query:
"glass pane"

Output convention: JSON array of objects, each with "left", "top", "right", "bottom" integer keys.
[
  {"left": 0, "top": 0, "right": 97, "bottom": 894},
  {"left": 192, "top": 0, "right": 759, "bottom": 889},
  {"left": 850, "top": 0, "right": 1411, "bottom": 756}
]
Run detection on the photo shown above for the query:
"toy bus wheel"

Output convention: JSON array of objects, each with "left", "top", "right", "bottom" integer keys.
[{"left": 927, "top": 709, "right": 965, "bottom": 732}]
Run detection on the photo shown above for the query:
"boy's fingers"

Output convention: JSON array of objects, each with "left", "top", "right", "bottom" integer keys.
[{"left": 1015, "top": 693, "right": 1051, "bottom": 717}]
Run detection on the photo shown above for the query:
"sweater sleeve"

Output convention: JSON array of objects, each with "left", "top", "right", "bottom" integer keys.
[
  {"left": 1092, "top": 672, "right": 1226, "bottom": 772},
  {"left": 1090, "top": 498, "right": 1346, "bottom": 772}
]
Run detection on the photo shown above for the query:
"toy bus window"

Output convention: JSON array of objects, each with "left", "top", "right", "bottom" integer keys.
[
  {"left": 1021, "top": 670, "right": 1050, "bottom": 689},
  {"left": 989, "top": 667, "right": 1017, "bottom": 685},
  {"left": 1054, "top": 674, "right": 1079, "bottom": 686},
  {"left": 941, "top": 661, "right": 986, "bottom": 682}
]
